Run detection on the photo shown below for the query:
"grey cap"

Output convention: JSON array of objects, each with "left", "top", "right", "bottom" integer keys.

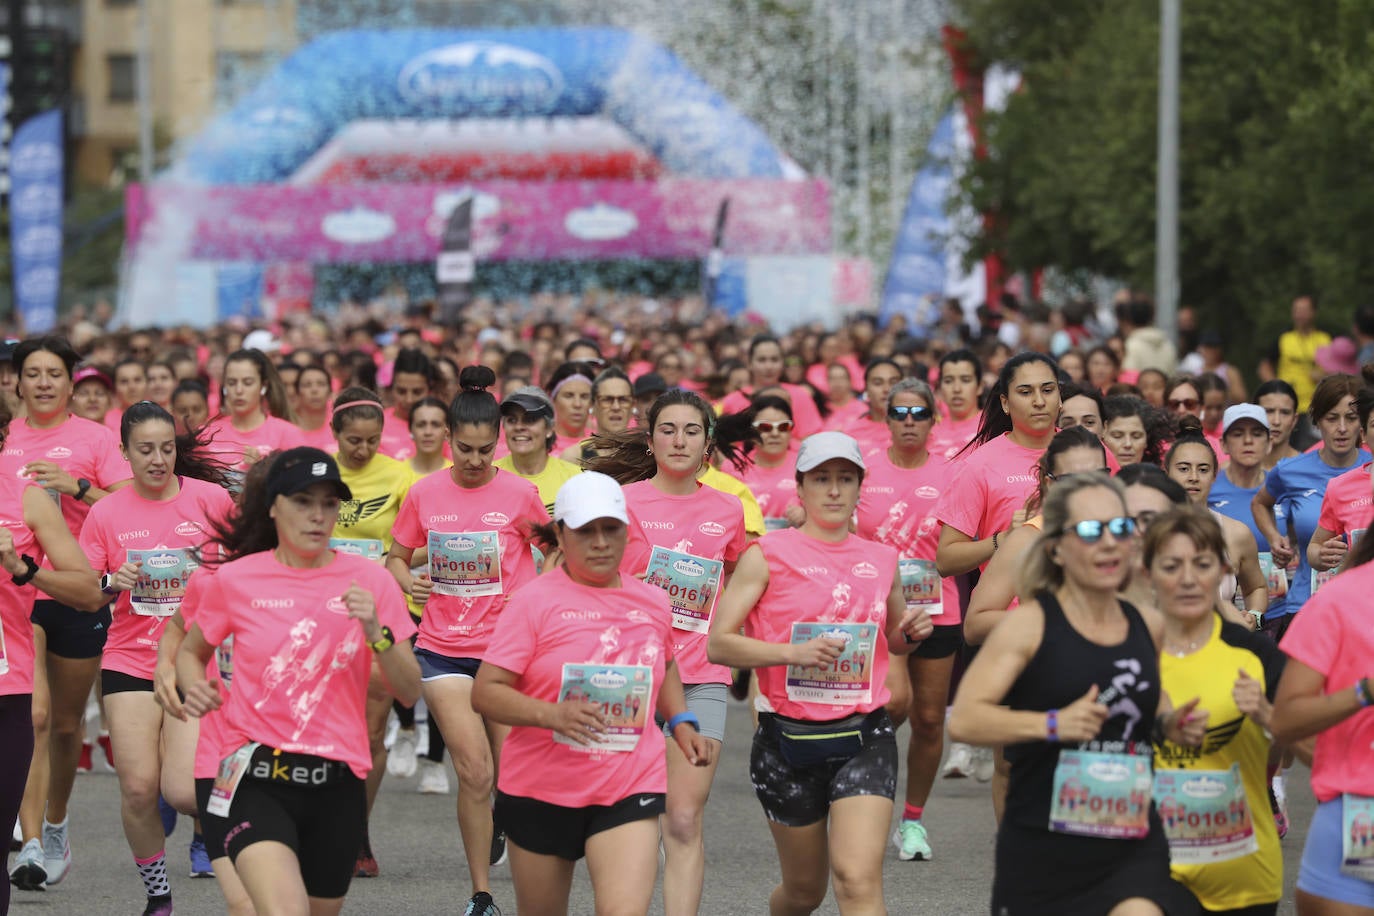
[
  {"left": 795, "top": 431, "right": 866, "bottom": 473},
  {"left": 500, "top": 385, "right": 554, "bottom": 420}
]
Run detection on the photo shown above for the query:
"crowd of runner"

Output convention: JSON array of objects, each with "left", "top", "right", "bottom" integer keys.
[{"left": 1, "top": 286, "right": 1373, "bottom": 915}]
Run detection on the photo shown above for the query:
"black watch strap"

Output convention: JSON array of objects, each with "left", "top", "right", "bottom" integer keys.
[
  {"left": 12, "top": 554, "right": 39, "bottom": 586},
  {"left": 74, "top": 478, "right": 92, "bottom": 501}
]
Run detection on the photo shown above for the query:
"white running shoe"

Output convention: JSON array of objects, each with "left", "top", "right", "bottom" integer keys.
[
  {"left": 941, "top": 741, "right": 973, "bottom": 779},
  {"left": 9, "top": 837, "right": 46, "bottom": 890},
  {"left": 387, "top": 728, "right": 418, "bottom": 779},
  {"left": 417, "top": 759, "right": 450, "bottom": 795},
  {"left": 382, "top": 711, "right": 400, "bottom": 751},
  {"left": 972, "top": 745, "right": 995, "bottom": 783},
  {"left": 41, "top": 819, "right": 71, "bottom": 886}
]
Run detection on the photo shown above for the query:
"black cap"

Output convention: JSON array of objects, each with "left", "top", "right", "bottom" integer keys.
[
  {"left": 266, "top": 447, "right": 352, "bottom": 501},
  {"left": 634, "top": 372, "right": 668, "bottom": 397}
]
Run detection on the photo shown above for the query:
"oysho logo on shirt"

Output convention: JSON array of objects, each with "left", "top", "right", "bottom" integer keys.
[
  {"left": 640, "top": 520, "right": 674, "bottom": 530},
  {"left": 698, "top": 521, "right": 725, "bottom": 537},
  {"left": 560, "top": 610, "right": 601, "bottom": 621},
  {"left": 864, "top": 486, "right": 895, "bottom": 495},
  {"left": 799, "top": 566, "right": 828, "bottom": 577},
  {"left": 915, "top": 486, "right": 940, "bottom": 500},
  {"left": 626, "top": 610, "right": 652, "bottom": 624},
  {"left": 117, "top": 529, "right": 152, "bottom": 543},
  {"left": 481, "top": 511, "right": 509, "bottom": 526},
  {"left": 251, "top": 598, "right": 295, "bottom": 609},
  {"left": 851, "top": 561, "right": 880, "bottom": 579},
  {"left": 1006, "top": 474, "right": 1037, "bottom": 485}
]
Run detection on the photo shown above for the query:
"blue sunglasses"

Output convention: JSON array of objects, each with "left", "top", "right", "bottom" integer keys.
[{"left": 1054, "top": 516, "right": 1137, "bottom": 544}]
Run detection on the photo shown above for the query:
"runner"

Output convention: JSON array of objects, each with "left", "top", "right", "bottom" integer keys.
[
  {"left": 709, "top": 431, "right": 934, "bottom": 915},
  {"left": 202, "top": 348, "right": 304, "bottom": 481},
  {"left": 406, "top": 397, "right": 451, "bottom": 479},
  {"left": 387, "top": 366, "right": 548, "bottom": 916},
  {"left": 738, "top": 395, "right": 802, "bottom": 529},
  {"left": 171, "top": 380, "right": 211, "bottom": 437},
  {"left": 177, "top": 447, "right": 420, "bottom": 916},
  {"left": 493, "top": 386, "right": 581, "bottom": 515},
  {"left": 378, "top": 349, "right": 432, "bottom": 460},
  {"left": 1306, "top": 387, "right": 1374, "bottom": 578},
  {"left": 546, "top": 362, "right": 597, "bottom": 455},
  {"left": 562, "top": 367, "right": 633, "bottom": 463},
  {"left": 836, "top": 358, "right": 903, "bottom": 454},
  {"left": 928, "top": 349, "right": 985, "bottom": 463},
  {"left": 145, "top": 362, "right": 177, "bottom": 413},
  {"left": 293, "top": 365, "right": 337, "bottom": 453},
  {"left": 1058, "top": 382, "right": 1104, "bottom": 435},
  {"left": 78, "top": 402, "right": 234, "bottom": 913},
  {"left": 472, "top": 471, "right": 712, "bottom": 916},
  {"left": 715, "top": 335, "right": 824, "bottom": 439},
  {"left": 1102, "top": 396, "right": 1169, "bottom": 468},
  {"left": 1209, "top": 404, "right": 1282, "bottom": 623},
  {"left": 71, "top": 365, "right": 114, "bottom": 425},
  {"left": 948, "top": 473, "right": 1206, "bottom": 914},
  {"left": 1255, "top": 381, "right": 1302, "bottom": 471}
]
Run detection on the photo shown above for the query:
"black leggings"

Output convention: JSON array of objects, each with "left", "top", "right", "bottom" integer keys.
[{"left": 1, "top": 693, "right": 35, "bottom": 914}]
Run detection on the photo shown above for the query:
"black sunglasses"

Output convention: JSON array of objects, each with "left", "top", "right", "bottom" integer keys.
[
  {"left": 887, "top": 405, "right": 934, "bottom": 422},
  {"left": 1052, "top": 516, "right": 1137, "bottom": 544}
]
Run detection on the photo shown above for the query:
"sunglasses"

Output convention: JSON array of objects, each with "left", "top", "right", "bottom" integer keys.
[
  {"left": 752, "top": 420, "right": 794, "bottom": 434},
  {"left": 1167, "top": 398, "right": 1200, "bottom": 411},
  {"left": 1054, "top": 516, "right": 1137, "bottom": 543},
  {"left": 887, "top": 405, "right": 934, "bottom": 422}
]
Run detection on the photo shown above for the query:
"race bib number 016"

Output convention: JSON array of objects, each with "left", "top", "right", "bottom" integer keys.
[
  {"left": 644, "top": 546, "right": 723, "bottom": 634},
  {"left": 127, "top": 548, "right": 198, "bottom": 617},
  {"left": 428, "top": 530, "right": 502, "bottom": 598},
  {"left": 556, "top": 663, "right": 653, "bottom": 753},
  {"left": 785, "top": 622, "right": 876, "bottom": 706},
  {"left": 1049, "top": 749, "right": 1152, "bottom": 839},
  {"left": 898, "top": 558, "right": 942, "bottom": 615},
  {"left": 1154, "top": 764, "right": 1257, "bottom": 864}
]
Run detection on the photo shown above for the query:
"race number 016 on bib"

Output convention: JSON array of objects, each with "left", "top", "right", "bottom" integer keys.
[
  {"left": 898, "top": 558, "right": 942, "bottom": 615},
  {"left": 127, "top": 548, "right": 198, "bottom": 617},
  {"left": 428, "top": 530, "right": 502, "bottom": 598},
  {"left": 1154, "top": 764, "right": 1257, "bottom": 864},
  {"left": 785, "top": 622, "right": 876, "bottom": 706},
  {"left": 644, "top": 546, "right": 723, "bottom": 634},
  {"left": 1049, "top": 749, "right": 1152, "bottom": 839},
  {"left": 556, "top": 663, "right": 653, "bottom": 753}
]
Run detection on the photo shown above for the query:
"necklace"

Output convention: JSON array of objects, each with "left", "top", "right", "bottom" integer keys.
[{"left": 1163, "top": 638, "right": 1201, "bottom": 658}]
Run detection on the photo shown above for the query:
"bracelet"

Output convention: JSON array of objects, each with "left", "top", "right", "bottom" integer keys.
[
  {"left": 1045, "top": 709, "right": 1058, "bottom": 742},
  {"left": 12, "top": 554, "right": 38, "bottom": 586},
  {"left": 992, "top": 531, "right": 1001, "bottom": 552},
  {"left": 667, "top": 711, "right": 700, "bottom": 733},
  {"left": 1356, "top": 678, "right": 1373, "bottom": 708}
]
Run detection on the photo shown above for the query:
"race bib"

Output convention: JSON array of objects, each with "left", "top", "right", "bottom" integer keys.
[
  {"left": 215, "top": 634, "right": 234, "bottom": 684},
  {"left": 428, "top": 530, "right": 502, "bottom": 598},
  {"left": 644, "top": 546, "right": 723, "bottom": 634},
  {"left": 1153, "top": 764, "right": 1257, "bottom": 864},
  {"left": 785, "top": 622, "right": 876, "bottom": 706},
  {"left": 1257, "top": 552, "right": 1288, "bottom": 602},
  {"left": 206, "top": 742, "right": 260, "bottom": 818},
  {"left": 899, "top": 558, "right": 942, "bottom": 615},
  {"left": 1312, "top": 566, "right": 1339, "bottom": 595},
  {"left": 1342, "top": 794, "right": 1374, "bottom": 881},
  {"left": 1048, "top": 749, "right": 1152, "bottom": 839},
  {"left": 555, "top": 663, "right": 653, "bottom": 753},
  {"left": 127, "top": 548, "right": 198, "bottom": 618},
  {"left": 330, "top": 537, "right": 384, "bottom": 563},
  {"left": 763, "top": 517, "right": 790, "bottom": 532}
]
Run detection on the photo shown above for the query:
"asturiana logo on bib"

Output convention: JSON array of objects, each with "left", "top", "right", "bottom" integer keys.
[
  {"left": 821, "top": 627, "right": 853, "bottom": 645},
  {"left": 445, "top": 536, "right": 477, "bottom": 552},
  {"left": 1181, "top": 775, "right": 1228, "bottom": 799},
  {"left": 851, "top": 561, "right": 880, "bottom": 579},
  {"left": 1086, "top": 760, "right": 1130, "bottom": 783},
  {"left": 175, "top": 521, "right": 204, "bottom": 537},
  {"left": 589, "top": 669, "right": 628, "bottom": 690},
  {"left": 673, "top": 558, "right": 706, "bottom": 578},
  {"left": 46, "top": 447, "right": 72, "bottom": 460},
  {"left": 145, "top": 553, "right": 179, "bottom": 570},
  {"left": 698, "top": 521, "right": 726, "bottom": 537},
  {"left": 481, "top": 511, "right": 509, "bottom": 527}
]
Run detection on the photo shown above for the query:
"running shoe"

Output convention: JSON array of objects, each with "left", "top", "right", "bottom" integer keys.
[
  {"left": 490, "top": 827, "right": 507, "bottom": 867},
  {"left": 893, "top": 820, "right": 932, "bottom": 862},
  {"left": 972, "top": 745, "right": 995, "bottom": 783},
  {"left": 463, "top": 891, "right": 501, "bottom": 916},
  {"left": 387, "top": 728, "right": 418, "bottom": 779},
  {"left": 188, "top": 835, "right": 213, "bottom": 878},
  {"left": 41, "top": 819, "right": 71, "bottom": 885},
  {"left": 417, "top": 759, "right": 450, "bottom": 795},
  {"left": 941, "top": 741, "right": 973, "bottom": 779},
  {"left": 141, "top": 892, "right": 174, "bottom": 916},
  {"left": 158, "top": 795, "right": 178, "bottom": 838},
  {"left": 9, "top": 837, "right": 47, "bottom": 891},
  {"left": 76, "top": 741, "right": 93, "bottom": 774},
  {"left": 354, "top": 836, "right": 379, "bottom": 878},
  {"left": 96, "top": 733, "right": 117, "bottom": 772}
]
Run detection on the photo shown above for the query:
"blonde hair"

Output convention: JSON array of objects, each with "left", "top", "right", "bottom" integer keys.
[{"left": 1019, "top": 473, "right": 1129, "bottom": 598}]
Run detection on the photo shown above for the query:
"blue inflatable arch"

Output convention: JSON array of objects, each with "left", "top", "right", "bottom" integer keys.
[{"left": 178, "top": 27, "right": 791, "bottom": 184}]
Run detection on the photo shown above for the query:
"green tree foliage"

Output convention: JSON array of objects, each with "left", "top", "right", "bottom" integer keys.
[{"left": 952, "top": 0, "right": 1374, "bottom": 361}]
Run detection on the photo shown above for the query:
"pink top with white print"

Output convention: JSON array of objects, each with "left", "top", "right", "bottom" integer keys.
[
  {"left": 202, "top": 415, "right": 307, "bottom": 473},
  {"left": 1316, "top": 461, "right": 1372, "bottom": 538},
  {"left": 0, "top": 472, "right": 42, "bottom": 696},
  {"left": 0, "top": 415, "right": 130, "bottom": 537}
]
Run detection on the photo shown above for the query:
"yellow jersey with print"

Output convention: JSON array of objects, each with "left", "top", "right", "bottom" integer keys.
[
  {"left": 494, "top": 455, "right": 581, "bottom": 516},
  {"left": 333, "top": 454, "right": 414, "bottom": 554}
]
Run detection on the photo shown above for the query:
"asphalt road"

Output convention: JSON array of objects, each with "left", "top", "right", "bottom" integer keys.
[{"left": 7, "top": 703, "right": 1316, "bottom": 915}]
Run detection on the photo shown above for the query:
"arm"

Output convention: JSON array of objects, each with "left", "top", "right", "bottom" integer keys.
[
  {"left": 18, "top": 487, "right": 103, "bottom": 610},
  {"left": 1251, "top": 485, "right": 1293, "bottom": 566},
  {"left": 384, "top": 542, "right": 431, "bottom": 604},
  {"left": 341, "top": 580, "right": 421, "bottom": 707},
  {"left": 1307, "top": 525, "right": 1348, "bottom": 572},
  {"left": 1270, "top": 658, "right": 1368, "bottom": 744},
  {"left": 655, "top": 659, "right": 712, "bottom": 766},
  {"left": 706, "top": 544, "right": 843, "bottom": 670},
  {"left": 471, "top": 661, "right": 608, "bottom": 745},
  {"left": 1230, "top": 523, "right": 1267, "bottom": 619},
  {"left": 175, "top": 623, "right": 222, "bottom": 718},
  {"left": 154, "top": 611, "right": 188, "bottom": 720},
  {"left": 885, "top": 566, "right": 933, "bottom": 656},
  {"left": 935, "top": 523, "right": 996, "bottom": 578},
  {"left": 963, "top": 525, "right": 1036, "bottom": 645}
]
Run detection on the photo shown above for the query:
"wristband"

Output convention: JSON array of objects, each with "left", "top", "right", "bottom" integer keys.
[
  {"left": 667, "top": 711, "right": 700, "bottom": 733},
  {"left": 12, "top": 554, "right": 38, "bottom": 586},
  {"left": 992, "top": 531, "right": 1001, "bottom": 552},
  {"left": 1357, "top": 678, "right": 1373, "bottom": 708},
  {"left": 1045, "top": 708, "right": 1059, "bottom": 742},
  {"left": 74, "top": 478, "right": 91, "bottom": 501},
  {"left": 368, "top": 626, "right": 396, "bottom": 655}
]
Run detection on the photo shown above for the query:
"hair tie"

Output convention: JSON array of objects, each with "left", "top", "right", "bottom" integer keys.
[
  {"left": 551, "top": 373, "right": 594, "bottom": 399},
  {"left": 462, "top": 384, "right": 488, "bottom": 393},
  {"left": 331, "top": 399, "right": 384, "bottom": 417}
]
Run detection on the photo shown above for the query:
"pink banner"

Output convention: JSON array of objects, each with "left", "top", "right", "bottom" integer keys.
[{"left": 125, "top": 179, "right": 830, "bottom": 263}]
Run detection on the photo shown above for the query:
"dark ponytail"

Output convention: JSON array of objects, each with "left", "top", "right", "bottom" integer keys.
[
  {"left": 449, "top": 365, "right": 500, "bottom": 431},
  {"left": 121, "top": 401, "right": 235, "bottom": 489},
  {"left": 585, "top": 388, "right": 753, "bottom": 483},
  {"left": 956, "top": 351, "right": 1060, "bottom": 458},
  {"left": 1164, "top": 414, "right": 1215, "bottom": 468}
]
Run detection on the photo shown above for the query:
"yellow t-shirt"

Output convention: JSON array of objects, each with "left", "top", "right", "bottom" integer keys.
[
  {"left": 332, "top": 454, "right": 414, "bottom": 555},
  {"left": 494, "top": 455, "right": 581, "bottom": 516},
  {"left": 1154, "top": 614, "right": 1286, "bottom": 911},
  {"left": 1277, "top": 329, "right": 1330, "bottom": 412},
  {"left": 699, "top": 464, "right": 765, "bottom": 538}
]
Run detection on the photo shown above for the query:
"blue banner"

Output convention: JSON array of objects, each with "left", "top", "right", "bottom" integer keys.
[
  {"left": 9, "top": 109, "right": 63, "bottom": 333},
  {"left": 880, "top": 111, "right": 956, "bottom": 330}
]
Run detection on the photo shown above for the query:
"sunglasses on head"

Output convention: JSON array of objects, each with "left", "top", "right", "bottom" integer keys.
[
  {"left": 1054, "top": 516, "right": 1137, "bottom": 543},
  {"left": 887, "top": 405, "right": 934, "bottom": 422},
  {"left": 752, "top": 420, "right": 794, "bottom": 434}
]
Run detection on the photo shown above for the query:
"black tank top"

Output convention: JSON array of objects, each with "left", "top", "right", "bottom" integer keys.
[{"left": 1002, "top": 590, "right": 1161, "bottom": 832}]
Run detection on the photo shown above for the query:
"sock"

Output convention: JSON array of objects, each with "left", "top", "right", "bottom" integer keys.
[
  {"left": 135, "top": 851, "right": 171, "bottom": 898},
  {"left": 903, "top": 804, "right": 923, "bottom": 822},
  {"left": 43, "top": 816, "right": 66, "bottom": 832}
]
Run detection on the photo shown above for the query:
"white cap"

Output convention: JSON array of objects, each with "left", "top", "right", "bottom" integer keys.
[
  {"left": 242, "top": 329, "right": 282, "bottom": 353},
  {"left": 796, "top": 431, "right": 866, "bottom": 474},
  {"left": 1222, "top": 403, "right": 1268, "bottom": 436},
  {"left": 554, "top": 472, "right": 628, "bottom": 529}
]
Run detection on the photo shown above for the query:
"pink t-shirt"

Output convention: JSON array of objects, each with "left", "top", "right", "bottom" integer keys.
[
  {"left": 718, "top": 383, "right": 824, "bottom": 439},
  {"left": 927, "top": 413, "right": 982, "bottom": 462},
  {"left": 1279, "top": 562, "right": 1374, "bottom": 802},
  {"left": 1317, "top": 462, "right": 1372, "bottom": 538},
  {"left": 824, "top": 399, "right": 868, "bottom": 432},
  {"left": 297, "top": 423, "right": 337, "bottom": 454},
  {"left": 855, "top": 451, "right": 960, "bottom": 624},
  {"left": 194, "top": 551, "right": 416, "bottom": 778},
  {"left": 203, "top": 415, "right": 307, "bottom": 473},
  {"left": 747, "top": 528, "right": 898, "bottom": 720},
  {"left": 622, "top": 480, "right": 746, "bottom": 684},
  {"left": 391, "top": 468, "right": 548, "bottom": 658},
  {"left": 933, "top": 433, "right": 1044, "bottom": 541},
  {"left": 552, "top": 430, "right": 586, "bottom": 456},
  {"left": 0, "top": 415, "right": 131, "bottom": 537},
  {"left": 378, "top": 411, "right": 414, "bottom": 461},
  {"left": 485, "top": 569, "right": 674, "bottom": 806},
  {"left": 80, "top": 478, "right": 234, "bottom": 680},
  {"left": 740, "top": 454, "right": 800, "bottom": 523},
  {"left": 839, "top": 412, "right": 890, "bottom": 455},
  {"left": 0, "top": 475, "right": 41, "bottom": 696},
  {"left": 182, "top": 570, "right": 229, "bottom": 780}
]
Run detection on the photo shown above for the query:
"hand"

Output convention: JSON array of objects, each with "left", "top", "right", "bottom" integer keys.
[
  {"left": 1011, "top": 509, "right": 1028, "bottom": 530},
  {"left": 112, "top": 559, "right": 142, "bottom": 592},
  {"left": 342, "top": 581, "right": 381, "bottom": 641},
  {"left": 547, "top": 699, "right": 606, "bottom": 745},
  {"left": 241, "top": 446, "right": 263, "bottom": 467},
  {"left": 673, "top": 726, "right": 715, "bottom": 767},
  {"left": 899, "top": 607, "right": 935, "bottom": 645},
  {"left": 182, "top": 678, "right": 223, "bottom": 718},
  {"left": 1270, "top": 535, "right": 1295, "bottom": 569},
  {"left": 0, "top": 527, "right": 22, "bottom": 578},
  {"left": 21, "top": 461, "right": 76, "bottom": 496},
  {"left": 1317, "top": 536, "right": 1348, "bottom": 571},
  {"left": 1166, "top": 696, "right": 1209, "bottom": 747},
  {"left": 154, "top": 659, "right": 187, "bottom": 721},
  {"left": 410, "top": 571, "right": 433, "bottom": 605},
  {"left": 1232, "top": 668, "right": 1271, "bottom": 728},
  {"left": 783, "top": 505, "right": 807, "bottom": 528},
  {"left": 789, "top": 636, "right": 846, "bottom": 670},
  {"left": 1056, "top": 685, "right": 1109, "bottom": 743}
]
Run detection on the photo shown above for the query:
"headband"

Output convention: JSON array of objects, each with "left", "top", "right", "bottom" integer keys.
[
  {"left": 550, "top": 374, "right": 594, "bottom": 399},
  {"left": 331, "top": 399, "right": 385, "bottom": 417}
]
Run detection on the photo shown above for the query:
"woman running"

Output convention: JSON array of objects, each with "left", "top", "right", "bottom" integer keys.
[
  {"left": 406, "top": 397, "right": 451, "bottom": 479},
  {"left": 1256, "top": 380, "right": 1302, "bottom": 471},
  {"left": 928, "top": 348, "right": 984, "bottom": 462},
  {"left": 472, "top": 471, "right": 712, "bottom": 916},
  {"left": 293, "top": 365, "right": 336, "bottom": 453},
  {"left": 835, "top": 358, "right": 904, "bottom": 454},
  {"left": 79, "top": 402, "right": 234, "bottom": 914},
  {"left": 177, "top": 447, "right": 420, "bottom": 916},
  {"left": 562, "top": 367, "right": 634, "bottom": 463},
  {"left": 546, "top": 362, "right": 597, "bottom": 455},
  {"left": 71, "top": 365, "right": 114, "bottom": 425},
  {"left": 387, "top": 366, "right": 548, "bottom": 916},
  {"left": 949, "top": 473, "right": 1206, "bottom": 915},
  {"left": 715, "top": 335, "right": 825, "bottom": 439},
  {"left": 1208, "top": 404, "right": 1281, "bottom": 624},
  {"left": 379, "top": 349, "right": 433, "bottom": 460},
  {"left": 1102, "top": 396, "right": 1169, "bottom": 469},
  {"left": 1306, "top": 387, "right": 1374, "bottom": 581},
  {"left": 709, "top": 431, "right": 934, "bottom": 914},
  {"left": 493, "top": 386, "right": 581, "bottom": 515},
  {"left": 738, "top": 395, "right": 802, "bottom": 529},
  {"left": 202, "top": 348, "right": 304, "bottom": 482}
]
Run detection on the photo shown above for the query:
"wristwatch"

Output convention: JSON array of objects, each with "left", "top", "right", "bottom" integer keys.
[
  {"left": 100, "top": 573, "right": 119, "bottom": 596},
  {"left": 74, "top": 478, "right": 91, "bottom": 501},
  {"left": 368, "top": 626, "right": 396, "bottom": 654}
]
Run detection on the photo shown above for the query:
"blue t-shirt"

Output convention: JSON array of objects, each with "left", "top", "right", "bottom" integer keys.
[
  {"left": 1208, "top": 470, "right": 1270, "bottom": 551},
  {"left": 1264, "top": 449, "right": 1371, "bottom": 618}
]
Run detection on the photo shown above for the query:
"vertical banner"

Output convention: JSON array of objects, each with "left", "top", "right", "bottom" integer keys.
[
  {"left": 435, "top": 197, "right": 473, "bottom": 326},
  {"left": 703, "top": 196, "right": 730, "bottom": 307},
  {"left": 10, "top": 109, "right": 63, "bottom": 333}
]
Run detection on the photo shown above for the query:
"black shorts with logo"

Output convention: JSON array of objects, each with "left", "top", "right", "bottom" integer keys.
[
  {"left": 495, "top": 790, "right": 666, "bottom": 861},
  {"left": 32, "top": 598, "right": 111, "bottom": 660}
]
